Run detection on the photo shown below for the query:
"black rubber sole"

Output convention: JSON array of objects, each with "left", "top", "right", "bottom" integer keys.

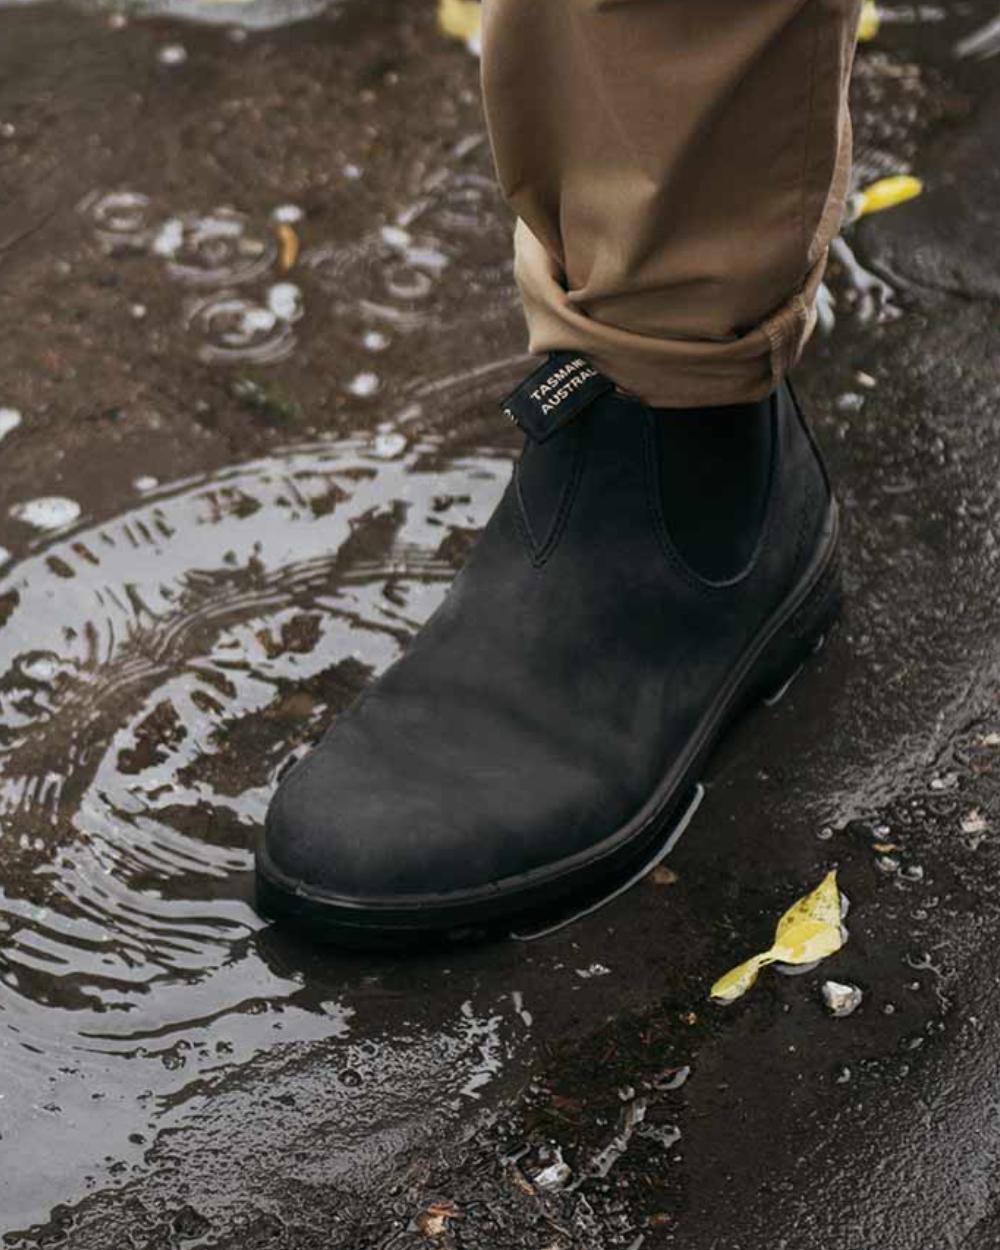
[{"left": 255, "top": 504, "right": 842, "bottom": 949}]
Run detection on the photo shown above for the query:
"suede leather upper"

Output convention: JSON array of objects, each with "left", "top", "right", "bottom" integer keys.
[{"left": 264, "top": 380, "right": 830, "bottom": 901}]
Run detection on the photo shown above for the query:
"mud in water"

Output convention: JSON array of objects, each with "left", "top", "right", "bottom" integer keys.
[{"left": 1, "top": 2, "right": 1000, "bottom": 1248}]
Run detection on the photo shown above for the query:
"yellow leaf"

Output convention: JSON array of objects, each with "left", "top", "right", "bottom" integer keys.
[
  {"left": 858, "top": 1, "right": 881, "bottom": 42},
  {"left": 853, "top": 174, "right": 924, "bottom": 219},
  {"left": 438, "top": 0, "right": 481, "bottom": 44},
  {"left": 710, "top": 871, "right": 845, "bottom": 1004},
  {"left": 275, "top": 223, "right": 299, "bottom": 273}
]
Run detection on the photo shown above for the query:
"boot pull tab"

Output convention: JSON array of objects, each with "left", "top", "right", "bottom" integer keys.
[{"left": 501, "top": 352, "right": 614, "bottom": 442}]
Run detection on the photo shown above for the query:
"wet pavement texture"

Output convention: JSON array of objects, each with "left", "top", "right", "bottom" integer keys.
[{"left": 0, "top": 2, "right": 999, "bottom": 1247}]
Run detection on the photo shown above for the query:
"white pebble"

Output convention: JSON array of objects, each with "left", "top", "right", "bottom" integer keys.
[
  {"left": 10, "top": 497, "right": 81, "bottom": 531},
  {"left": 373, "top": 432, "right": 407, "bottom": 459},
  {"left": 267, "top": 282, "right": 303, "bottom": 323},
  {"left": 962, "top": 809, "right": 987, "bottom": 835},
  {"left": 0, "top": 408, "right": 22, "bottom": 440},
  {"left": 363, "top": 330, "right": 389, "bottom": 352},
  {"left": 822, "top": 980, "right": 863, "bottom": 1018},
  {"left": 380, "top": 225, "right": 411, "bottom": 250},
  {"left": 575, "top": 963, "right": 611, "bottom": 979},
  {"left": 21, "top": 656, "right": 57, "bottom": 682},
  {"left": 347, "top": 372, "right": 380, "bottom": 398},
  {"left": 272, "top": 204, "right": 304, "bottom": 224},
  {"left": 134, "top": 475, "right": 159, "bottom": 493},
  {"left": 157, "top": 43, "right": 188, "bottom": 66}
]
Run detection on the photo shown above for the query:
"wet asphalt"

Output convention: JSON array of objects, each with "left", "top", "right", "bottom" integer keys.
[{"left": 0, "top": 2, "right": 998, "bottom": 1247}]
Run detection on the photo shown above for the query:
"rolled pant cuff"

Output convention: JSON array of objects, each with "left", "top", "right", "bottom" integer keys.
[{"left": 514, "top": 221, "right": 828, "bottom": 409}]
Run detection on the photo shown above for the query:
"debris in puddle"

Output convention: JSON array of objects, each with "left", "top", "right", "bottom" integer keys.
[
  {"left": 80, "top": 189, "right": 155, "bottom": 252},
  {"left": 381, "top": 224, "right": 412, "bottom": 251},
  {"left": 532, "top": 1147, "right": 572, "bottom": 1193},
  {"left": 438, "top": 0, "right": 482, "bottom": 55},
  {"left": 133, "top": 475, "right": 159, "bottom": 493},
  {"left": 157, "top": 43, "right": 188, "bottom": 66},
  {"left": 20, "top": 655, "right": 60, "bottom": 683},
  {"left": 348, "top": 372, "right": 381, "bottom": 398},
  {"left": 639, "top": 1122, "right": 682, "bottom": 1151},
  {"left": 710, "top": 871, "right": 846, "bottom": 1004},
  {"left": 653, "top": 1065, "right": 691, "bottom": 1091},
  {"left": 415, "top": 1199, "right": 459, "bottom": 1239},
  {"left": 955, "top": 13, "right": 1000, "bottom": 60},
  {"left": 272, "top": 204, "right": 304, "bottom": 225},
  {"left": 0, "top": 407, "right": 21, "bottom": 440},
  {"left": 828, "top": 236, "right": 900, "bottom": 323},
  {"left": 961, "top": 809, "right": 988, "bottom": 835},
  {"left": 576, "top": 1096, "right": 648, "bottom": 1183},
  {"left": 9, "top": 497, "right": 82, "bottom": 531},
  {"left": 154, "top": 209, "right": 276, "bottom": 285},
  {"left": 267, "top": 282, "right": 303, "bottom": 322},
  {"left": 849, "top": 174, "right": 924, "bottom": 221},
  {"left": 511, "top": 990, "right": 532, "bottom": 1028},
  {"left": 373, "top": 431, "right": 407, "bottom": 458},
  {"left": 822, "top": 980, "right": 864, "bottom": 1018},
  {"left": 274, "top": 224, "right": 300, "bottom": 273},
  {"left": 858, "top": 0, "right": 881, "bottom": 41},
  {"left": 649, "top": 864, "right": 679, "bottom": 886},
  {"left": 575, "top": 964, "right": 611, "bottom": 980},
  {"left": 816, "top": 281, "right": 836, "bottom": 334},
  {"left": 187, "top": 292, "right": 296, "bottom": 365}
]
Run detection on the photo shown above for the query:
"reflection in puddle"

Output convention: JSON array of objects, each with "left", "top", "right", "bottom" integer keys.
[
  {"left": 78, "top": 153, "right": 516, "bottom": 367},
  {"left": 0, "top": 408, "right": 527, "bottom": 1230},
  {"left": 0, "top": 0, "right": 338, "bottom": 27}
]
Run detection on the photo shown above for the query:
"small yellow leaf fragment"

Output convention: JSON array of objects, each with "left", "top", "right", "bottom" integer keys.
[
  {"left": 710, "top": 952, "right": 770, "bottom": 1005},
  {"left": 710, "top": 871, "right": 845, "bottom": 1005},
  {"left": 275, "top": 223, "right": 299, "bottom": 273},
  {"left": 438, "top": 0, "right": 481, "bottom": 46},
  {"left": 854, "top": 174, "right": 924, "bottom": 219},
  {"left": 858, "top": 1, "right": 881, "bottom": 42}
]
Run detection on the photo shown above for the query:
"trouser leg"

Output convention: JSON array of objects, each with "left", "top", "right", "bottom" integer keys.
[{"left": 481, "top": 0, "right": 861, "bottom": 407}]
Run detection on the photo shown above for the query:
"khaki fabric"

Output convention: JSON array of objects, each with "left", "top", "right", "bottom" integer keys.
[{"left": 481, "top": 0, "right": 861, "bottom": 406}]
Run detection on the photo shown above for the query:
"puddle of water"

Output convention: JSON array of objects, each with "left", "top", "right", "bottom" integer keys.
[
  {"left": 0, "top": 0, "right": 339, "bottom": 29},
  {"left": 76, "top": 153, "right": 516, "bottom": 370},
  {"left": 0, "top": 387, "right": 530, "bottom": 1231}
]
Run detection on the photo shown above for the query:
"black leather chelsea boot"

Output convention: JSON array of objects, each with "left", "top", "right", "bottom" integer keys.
[{"left": 257, "top": 354, "right": 841, "bottom": 945}]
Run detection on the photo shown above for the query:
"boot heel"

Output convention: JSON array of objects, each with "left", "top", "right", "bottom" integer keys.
[{"left": 755, "top": 540, "right": 843, "bottom": 709}]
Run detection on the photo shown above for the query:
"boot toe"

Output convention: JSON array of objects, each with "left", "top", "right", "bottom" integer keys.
[{"left": 260, "top": 717, "right": 622, "bottom": 906}]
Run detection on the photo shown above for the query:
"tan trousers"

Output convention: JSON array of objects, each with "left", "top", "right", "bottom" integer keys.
[{"left": 481, "top": 0, "right": 861, "bottom": 406}]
